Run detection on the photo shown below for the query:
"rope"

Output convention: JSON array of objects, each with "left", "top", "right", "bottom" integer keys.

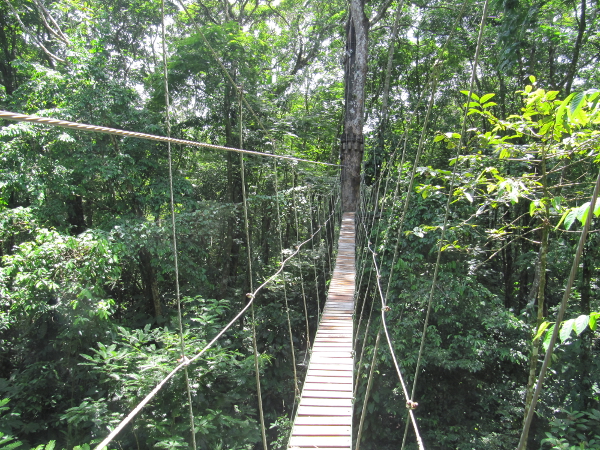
[
  {"left": 353, "top": 278, "right": 375, "bottom": 393},
  {"left": 94, "top": 195, "right": 339, "bottom": 450},
  {"left": 401, "top": 2, "right": 490, "bottom": 447},
  {"left": 379, "top": 0, "right": 470, "bottom": 301},
  {"left": 274, "top": 161, "right": 300, "bottom": 403},
  {"left": 292, "top": 173, "right": 312, "bottom": 357},
  {"left": 0, "top": 110, "right": 339, "bottom": 166},
  {"left": 518, "top": 167, "right": 600, "bottom": 449},
  {"left": 317, "top": 197, "right": 332, "bottom": 306},
  {"left": 307, "top": 192, "right": 322, "bottom": 319},
  {"left": 362, "top": 228, "right": 425, "bottom": 449},
  {"left": 355, "top": 327, "right": 381, "bottom": 450},
  {"left": 237, "top": 88, "right": 269, "bottom": 450},
  {"left": 353, "top": 4, "right": 470, "bottom": 447},
  {"left": 160, "top": 0, "right": 197, "bottom": 446}
]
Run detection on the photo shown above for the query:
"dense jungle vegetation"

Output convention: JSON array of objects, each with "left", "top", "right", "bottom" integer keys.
[{"left": 0, "top": 0, "right": 599, "bottom": 449}]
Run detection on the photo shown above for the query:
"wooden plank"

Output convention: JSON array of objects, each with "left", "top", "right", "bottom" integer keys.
[
  {"left": 289, "top": 436, "right": 351, "bottom": 447},
  {"left": 300, "top": 397, "right": 352, "bottom": 407},
  {"left": 305, "top": 371, "right": 352, "bottom": 384},
  {"left": 302, "top": 390, "right": 354, "bottom": 399},
  {"left": 313, "top": 338, "right": 353, "bottom": 343},
  {"left": 293, "top": 416, "right": 353, "bottom": 426},
  {"left": 302, "top": 382, "right": 353, "bottom": 392},
  {"left": 291, "top": 425, "right": 351, "bottom": 436},
  {"left": 308, "top": 365, "right": 353, "bottom": 372},
  {"left": 296, "top": 405, "right": 352, "bottom": 416},
  {"left": 289, "top": 448, "right": 350, "bottom": 450},
  {"left": 309, "top": 356, "right": 353, "bottom": 365},
  {"left": 307, "top": 370, "right": 353, "bottom": 377}
]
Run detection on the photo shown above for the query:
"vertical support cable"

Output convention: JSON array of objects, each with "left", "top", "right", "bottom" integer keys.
[
  {"left": 238, "top": 87, "right": 268, "bottom": 450},
  {"left": 292, "top": 171, "right": 312, "bottom": 354},
  {"left": 307, "top": 192, "right": 322, "bottom": 319},
  {"left": 401, "top": 1, "right": 490, "bottom": 448},
  {"left": 160, "top": 1, "right": 196, "bottom": 447},
  {"left": 274, "top": 161, "right": 300, "bottom": 403}
]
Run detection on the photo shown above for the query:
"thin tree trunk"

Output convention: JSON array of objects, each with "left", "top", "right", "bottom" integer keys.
[
  {"left": 522, "top": 151, "right": 551, "bottom": 448},
  {"left": 564, "top": 0, "right": 586, "bottom": 95}
]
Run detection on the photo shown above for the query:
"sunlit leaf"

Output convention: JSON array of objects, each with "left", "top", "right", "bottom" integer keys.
[
  {"left": 560, "top": 319, "right": 575, "bottom": 342},
  {"left": 479, "top": 93, "right": 496, "bottom": 104},
  {"left": 590, "top": 312, "right": 599, "bottom": 330},
  {"left": 543, "top": 324, "right": 555, "bottom": 350},
  {"left": 533, "top": 321, "right": 551, "bottom": 341},
  {"left": 564, "top": 209, "right": 578, "bottom": 230},
  {"left": 574, "top": 315, "right": 589, "bottom": 336}
]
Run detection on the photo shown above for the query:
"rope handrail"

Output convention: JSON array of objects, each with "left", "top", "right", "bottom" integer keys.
[
  {"left": 94, "top": 193, "right": 340, "bottom": 450},
  {"left": 361, "top": 223, "right": 425, "bottom": 449},
  {"left": 160, "top": 0, "right": 197, "bottom": 446},
  {"left": 0, "top": 110, "right": 340, "bottom": 167}
]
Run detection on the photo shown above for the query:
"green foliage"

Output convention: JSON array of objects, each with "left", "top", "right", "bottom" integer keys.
[
  {"left": 542, "top": 410, "right": 600, "bottom": 449},
  {"left": 1, "top": 228, "right": 121, "bottom": 322},
  {"left": 535, "top": 313, "right": 600, "bottom": 351}
]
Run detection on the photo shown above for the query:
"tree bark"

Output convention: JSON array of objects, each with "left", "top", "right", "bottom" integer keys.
[
  {"left": 138, "top": 247, "right": 162, "bottom": 318},
  {"left": 341, "top": 0, "right": 368, "bottom": 212}
]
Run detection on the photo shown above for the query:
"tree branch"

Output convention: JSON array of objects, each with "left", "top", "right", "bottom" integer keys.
[
  {"left": 2, "top": 0, "right": 65, "bottom": 63},
  {"left": 371, "top": 0, "right": 394, "bottom": 25}
]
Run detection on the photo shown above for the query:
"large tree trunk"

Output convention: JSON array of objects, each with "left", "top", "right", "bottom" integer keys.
[{"left": 341, "top": 0, "right": 368, "bottom": 212}]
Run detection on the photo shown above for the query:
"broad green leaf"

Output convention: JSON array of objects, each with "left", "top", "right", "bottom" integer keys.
[
  {"left": 560, "top": 318, "right": 575, "bottom": 342},
  {"left": 590, "top": 312, "right": 599, "bottom": 330},
  {"left": 543, "top": 324, "right": 555, "bottom": 350},
  {"left": 569, "top": 91, "right": 586, "bottom": 117},
  {"left": 539, "top": 121, "right": 553, "bottom": 136},
  {"left": 529, "top": 75, "right": 536, "bottom": 84},
  {"left": 533, "top": 321, "right": 551, "bottom": 341},
  {"left": 586, "top": 89, "right": 600, "bottom": 102},
  {"left": 434, "top": 134, "right": 445, "bottom": 142},
  {"left": 564, "top": 209, "right": 578, "bottom": 230},
  {"left": 461, "top": 90, "right": 480, "bottom": 101},
  {"left": 574, "top": 315, "right": 589, "bottom": 336},
  {"left": 480, "top": 93, "right": 496, "bottom": 104},
  {"left": 575, "top": 201, "right": 599, "bottom": 226},
  {"left": 529, "top": 201, "right": 537, "bottom": 216}
]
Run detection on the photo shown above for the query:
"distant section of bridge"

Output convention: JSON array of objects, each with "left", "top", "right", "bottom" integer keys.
[{"left": 289, "top": 212, "right": 356, "bottom": 449}]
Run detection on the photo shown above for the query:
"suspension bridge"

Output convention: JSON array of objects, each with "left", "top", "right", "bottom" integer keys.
[
  {"left": 289, "top": 212, "right": 355, "bottom": 449},
  {"left": 3, "top": 0, "right": 574, "bottom": 447}
]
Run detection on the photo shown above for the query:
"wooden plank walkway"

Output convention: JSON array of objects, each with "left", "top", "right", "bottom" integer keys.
[{"left": 289, "top": 212, "right": 355, "bottom": 450}]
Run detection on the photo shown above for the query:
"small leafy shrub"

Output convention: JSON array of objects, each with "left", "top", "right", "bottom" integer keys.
[{"left": 542, "top": 409, "right": 600, "bottom": 449}]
